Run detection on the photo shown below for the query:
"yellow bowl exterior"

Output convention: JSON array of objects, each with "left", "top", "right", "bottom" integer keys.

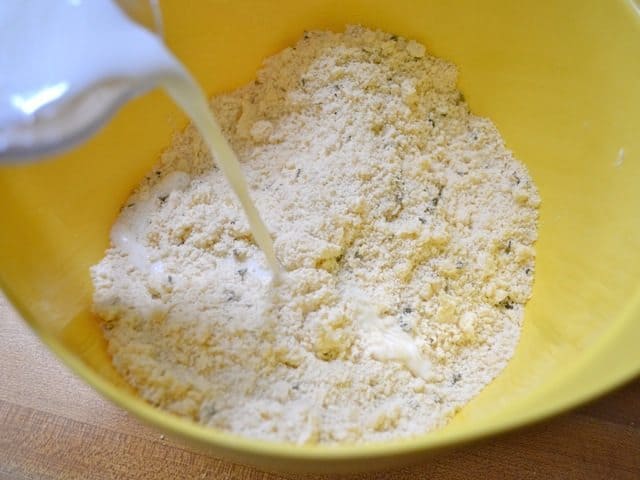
[{"left": 1, "top": 0, "right": 639, "bottom": 472}]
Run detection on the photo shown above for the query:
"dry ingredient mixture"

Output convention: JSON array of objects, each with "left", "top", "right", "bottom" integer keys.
[{"left": 91, "top": 26, "right": 540, "bottom": 444}]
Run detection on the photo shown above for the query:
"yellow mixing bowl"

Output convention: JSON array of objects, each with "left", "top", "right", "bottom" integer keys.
[{"left": 1, "top": 0, "right": 639, "bottom": 472}]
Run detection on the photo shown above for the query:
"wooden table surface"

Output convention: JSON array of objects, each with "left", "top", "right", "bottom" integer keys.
[{"left": 1, "top": 297, "right": 639, "bottom": 480}]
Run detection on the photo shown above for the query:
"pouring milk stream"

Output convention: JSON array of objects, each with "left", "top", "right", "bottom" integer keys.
[{"left": 0, "top": 0, "right": 280, "bottom": 277}]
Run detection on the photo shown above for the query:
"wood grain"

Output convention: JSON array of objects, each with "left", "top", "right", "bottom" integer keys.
[{"left": 0, "top": 296, "right": 638, "bottom": 480}]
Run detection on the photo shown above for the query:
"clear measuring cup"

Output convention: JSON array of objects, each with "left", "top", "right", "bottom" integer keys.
[{"left": 0, "top": 0, "right": 163, "bottom": 162}]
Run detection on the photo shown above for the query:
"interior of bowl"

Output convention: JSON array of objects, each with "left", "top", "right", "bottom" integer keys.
[{"left": 1, "top": 0, "right": 639, "bottom": 472}]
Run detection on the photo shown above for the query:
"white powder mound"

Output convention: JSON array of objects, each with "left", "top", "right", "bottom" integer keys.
[{"left": 91, "top": 26, "right": 540, "bottom": 444}]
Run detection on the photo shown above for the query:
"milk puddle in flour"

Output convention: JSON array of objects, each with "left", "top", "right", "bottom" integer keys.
[{"left": 0, "top": 0, "right": 280, "bottom": 277}]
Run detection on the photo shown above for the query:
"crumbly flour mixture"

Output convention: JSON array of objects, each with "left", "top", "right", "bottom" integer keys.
[{"left": 91, "top": 26, "right": 540, "bottom": 444}]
